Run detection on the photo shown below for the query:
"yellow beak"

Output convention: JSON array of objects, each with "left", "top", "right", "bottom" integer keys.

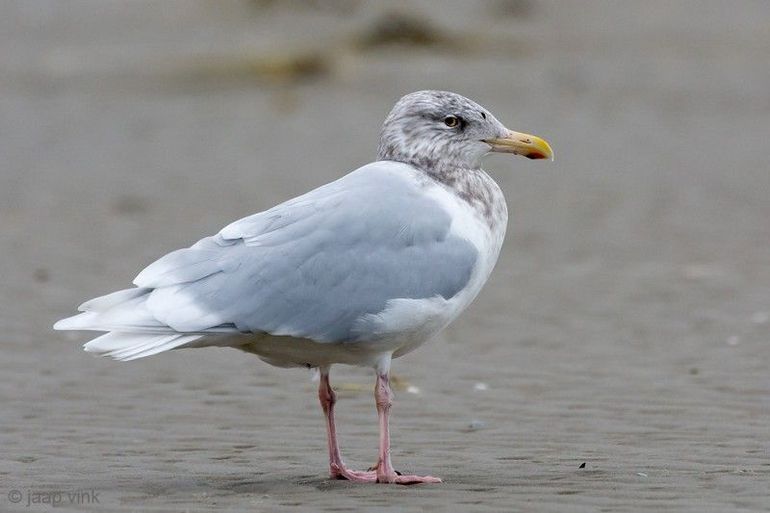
[{"left": 484, "top": 130, "right": 554, "bottom": 161}]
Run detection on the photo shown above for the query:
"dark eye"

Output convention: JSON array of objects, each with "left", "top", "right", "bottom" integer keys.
[
  {"left": 444, "top": 115, "right": 460, "bottom": 128},
  {"left": 480, "top": 112, "right": 487, "bottom": 120}
]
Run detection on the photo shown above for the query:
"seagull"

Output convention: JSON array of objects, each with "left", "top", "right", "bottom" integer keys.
[{"left": 54, "top": 90, "right": 553, "bottom": 485}]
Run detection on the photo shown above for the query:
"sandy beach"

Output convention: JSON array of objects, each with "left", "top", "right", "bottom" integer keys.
[{"left": 1, "top": 1, "right": 769, "bottom": 511}]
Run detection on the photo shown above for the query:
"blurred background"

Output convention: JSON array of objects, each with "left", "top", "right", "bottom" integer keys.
[{"left": 1, "top": 1, "right": 768, "bottom": 511}]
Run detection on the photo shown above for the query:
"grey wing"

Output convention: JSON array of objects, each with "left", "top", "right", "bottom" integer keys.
[{"left": 134, "top": 162, "right": 479, "bottom": 342}]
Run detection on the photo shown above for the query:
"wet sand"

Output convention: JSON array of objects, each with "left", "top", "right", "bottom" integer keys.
[{"left": 1, "top": 1, "right": 769, "bottom": 511}]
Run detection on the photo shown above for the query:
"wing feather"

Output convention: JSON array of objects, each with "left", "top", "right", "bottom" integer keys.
[{"left": 61, "top": 162, "right": 479, "bottom": 344}]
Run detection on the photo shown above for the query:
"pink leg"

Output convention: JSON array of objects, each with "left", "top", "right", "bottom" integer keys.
[
  {"left": 371, "top": 369, "right": 442, "bottom": 485},
  {"left": 318, "top": 367, "right": 376, "bottom": 482}
]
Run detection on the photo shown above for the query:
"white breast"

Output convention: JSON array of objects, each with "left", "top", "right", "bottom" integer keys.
[{"left": 385, "top": 169, "right": 508, "bottom": 358}]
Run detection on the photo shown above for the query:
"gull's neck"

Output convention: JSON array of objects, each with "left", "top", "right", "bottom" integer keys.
[{"left": 381, "top": 153, "right": 507, "bottom": 231}]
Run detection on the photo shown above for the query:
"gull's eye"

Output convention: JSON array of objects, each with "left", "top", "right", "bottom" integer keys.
[{"left": 443, "top": 115, "right": 460, "bottom": 128}]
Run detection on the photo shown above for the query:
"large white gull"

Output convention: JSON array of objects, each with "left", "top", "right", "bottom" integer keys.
[{"left": 55, "top": 90, "right": 553, "bottom": 485}]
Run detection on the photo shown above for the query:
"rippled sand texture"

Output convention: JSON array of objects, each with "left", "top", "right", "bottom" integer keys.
[{"left": 1, "top": 1, "right": 769, "bottom": 511}]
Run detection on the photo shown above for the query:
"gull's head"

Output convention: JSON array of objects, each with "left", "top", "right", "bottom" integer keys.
[{"left": 377, "top": 90, "right": 553, "bottom": 171}]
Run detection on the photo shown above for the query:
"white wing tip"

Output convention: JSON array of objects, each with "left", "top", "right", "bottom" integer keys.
[
  {"left": 53, "top": 315, "right": 88, "bottom": 331},
  {"left": 82, "top": 342, "right": 100, "bottom": 353}
]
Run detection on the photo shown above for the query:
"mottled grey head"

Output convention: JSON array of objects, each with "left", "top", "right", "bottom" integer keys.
[{"left": 377, "top": 90, "right": 553, "bottom": 173}]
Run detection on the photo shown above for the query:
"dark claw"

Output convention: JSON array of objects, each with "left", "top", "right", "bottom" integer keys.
[{"left": 366, "top": 466, "right": 401, "bottom": 476}]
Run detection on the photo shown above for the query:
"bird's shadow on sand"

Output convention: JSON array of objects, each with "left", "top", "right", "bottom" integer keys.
[
  {"left": 82, "top": 471, "right": 440, "bottom": 506},
  {"left": 78, "top": 470, "right": 489, "bottom": 508},
  {"left": 86, "top": 466, "right": 612, "bottom": 506}
]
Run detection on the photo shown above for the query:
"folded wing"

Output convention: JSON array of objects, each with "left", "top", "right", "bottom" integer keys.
[{"left": 55, "top": 161, "right": 479, "bottom": 345}]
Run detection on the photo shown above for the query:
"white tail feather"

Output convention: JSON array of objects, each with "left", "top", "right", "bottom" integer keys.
[
  {"left": 84, "top": 332, "right": 202, "bottom": 361},
  {"left": 55, "top": 287, "right": 240, "bottom": 360}
]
